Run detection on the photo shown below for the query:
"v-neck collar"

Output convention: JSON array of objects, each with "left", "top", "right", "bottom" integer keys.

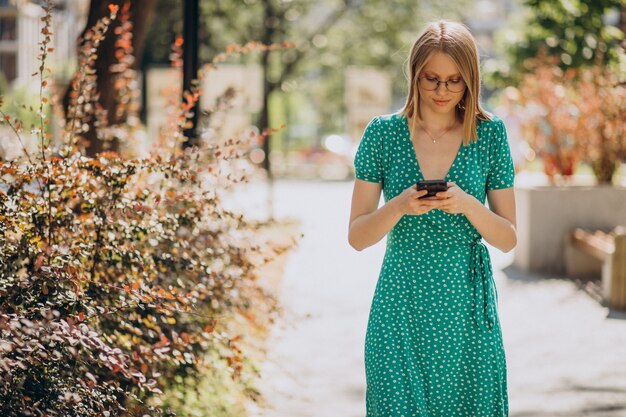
[{"left": 399, "top": 113, "right": 464, "bottom": 182}]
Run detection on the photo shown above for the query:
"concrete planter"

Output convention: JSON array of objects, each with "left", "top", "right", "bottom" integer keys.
[{"left": 513, "top": 185, "right": 626, "bottom": 275}]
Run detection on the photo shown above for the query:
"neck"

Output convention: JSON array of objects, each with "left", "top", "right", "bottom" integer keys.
[{"left": 416, "top": 107, "right": 457, "bottom": 131}]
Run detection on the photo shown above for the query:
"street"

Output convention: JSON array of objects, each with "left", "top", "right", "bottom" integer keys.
[{"left": 234, "top": 179, "right": 626, "bottom": 417}]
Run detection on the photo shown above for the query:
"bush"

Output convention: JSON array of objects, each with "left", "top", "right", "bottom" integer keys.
[
  {"left": 0, "top": 2, "right": 297, "bottom": 416},
  {"left": 517, "top": 55, "right": 626, "bottom": 184}
]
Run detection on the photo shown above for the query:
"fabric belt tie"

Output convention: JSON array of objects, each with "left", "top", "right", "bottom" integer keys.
[{"left": 469, "top": 241, "right": 497, "bottom": 332}]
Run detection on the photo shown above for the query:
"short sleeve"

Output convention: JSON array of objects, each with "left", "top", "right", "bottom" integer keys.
[
  {"left": 486, "top": 119, "right": 515, "bottom": 191},
  {"left": 353, "top": 116, "right": 383, "bottom": 183}
]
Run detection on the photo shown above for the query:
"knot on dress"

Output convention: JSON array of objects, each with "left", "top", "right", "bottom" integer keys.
[{"left": 469, "top": 241, "right": 498, "bottom": 332}]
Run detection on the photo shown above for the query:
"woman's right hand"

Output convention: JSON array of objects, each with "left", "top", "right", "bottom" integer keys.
[{"left": 392, "top": 186, "right": 435, "bottom": 216}]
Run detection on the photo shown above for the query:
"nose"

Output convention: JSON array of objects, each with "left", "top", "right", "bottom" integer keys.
[{"left": 434, "top": 82, "right": 447, "bottom": 94}]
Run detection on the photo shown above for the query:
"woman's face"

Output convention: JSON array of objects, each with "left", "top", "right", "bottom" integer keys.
[{"left": 417, "top": 52, "right": 466, "bottom": 117}]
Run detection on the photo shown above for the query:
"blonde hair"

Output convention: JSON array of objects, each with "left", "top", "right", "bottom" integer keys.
[{"left": 401, "top": 20, "right": 491, "bottom": 146}]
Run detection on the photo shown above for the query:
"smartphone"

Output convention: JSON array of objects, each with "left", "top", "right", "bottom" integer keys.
[{"left": 415, "top": 180, "right": 448, "bottom": 199}]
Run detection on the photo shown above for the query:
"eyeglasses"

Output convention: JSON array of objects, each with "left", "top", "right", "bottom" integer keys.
[{"left": 418, "top": 76, "right": 466, "bottom": 93}]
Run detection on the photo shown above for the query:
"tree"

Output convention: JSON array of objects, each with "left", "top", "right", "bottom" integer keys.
[
  {"left": 488, "top": 0, "right": 625, "bottom": 87},
  {"left": 143, "top": 0, "right": 439, "bottom": 177},
  {"left": 63, "top": 0, "right": 157, "bottom": 157}
]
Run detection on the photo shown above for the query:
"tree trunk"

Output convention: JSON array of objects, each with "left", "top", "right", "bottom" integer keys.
[
  {"left": 182, "top": 0, "right": 199, "bottom": 148},
  {"left": 259, "top": 0, "right": 276, "bottom": 178},
  {"left": 63, "top": 0, "right": 157, "bottom": 157}
]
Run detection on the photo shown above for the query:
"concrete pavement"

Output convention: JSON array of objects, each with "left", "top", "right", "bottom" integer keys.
[{"left": 233, "top": 179, "right": 626, "bottom": 417}]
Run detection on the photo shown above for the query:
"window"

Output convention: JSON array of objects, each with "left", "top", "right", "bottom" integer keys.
[
  {"left": 0, "top": 16, "right": 16, "bottom": 41},
  {"left": 0, "top": 51, "right": 16, "bottom": 81}
]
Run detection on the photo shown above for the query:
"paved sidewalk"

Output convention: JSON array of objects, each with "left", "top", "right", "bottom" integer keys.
[{"left": 238, "top": 180, "right": 626, "bottom": 417}]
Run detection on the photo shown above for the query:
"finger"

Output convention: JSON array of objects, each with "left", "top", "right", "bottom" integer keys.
[
  {"left": 435, "top": 192, "right": 450, "bottom": 199},
  {"left": 422, "top": 199, "right": 442, "bottom": 206}
]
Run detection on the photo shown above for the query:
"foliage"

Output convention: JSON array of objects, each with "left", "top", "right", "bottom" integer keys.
[
  {"left": 517, "top": 55, "right": 626, "bottom": 184},
  {"left": 60, "top": 0, "right": 157, "bottom": 156},
  {"left": 160, "top": 315, "right": 268, "bottom": 417},
  {"left": 520, "top": 0, "right": 624, "bottom": 66},
  {"left": 0, "top": 2, "right": 298, "bottom": 415},
  {"left": 0, "top": 86, "right": 53, "bottom": 142},
  {"left": 297, "top": 1, "right": 435, "bottom": 134},
  {"left": 143, "top": 0, "right": 445, "bottom": 137},
  {"left": 486, "top": 0, "right": 625, "bottom": 88}
]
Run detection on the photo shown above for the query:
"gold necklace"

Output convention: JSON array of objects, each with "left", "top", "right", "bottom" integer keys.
[{"left": 414, "top": 117, "right": 457, "bottom": 144}]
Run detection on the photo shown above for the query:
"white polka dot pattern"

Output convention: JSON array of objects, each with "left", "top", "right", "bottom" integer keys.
[{"left": 353, "top": 112, "right": 515, "bottom": 416}]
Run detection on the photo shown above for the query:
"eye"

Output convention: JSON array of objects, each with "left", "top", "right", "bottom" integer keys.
[
  {"left": 448, "top": 79, "right": 462, "bottom": 84},
  {"left": 425, "top": 77, "right": 438, "bottom": 82}
]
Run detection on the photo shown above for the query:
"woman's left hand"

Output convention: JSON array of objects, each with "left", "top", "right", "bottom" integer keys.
[{"left": 420, "top": 181, "right": 475, "bottom": 215}]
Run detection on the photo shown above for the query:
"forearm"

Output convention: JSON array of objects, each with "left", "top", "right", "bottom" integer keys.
[
  {"left": 463, "top": 196, "right": 517, "bottom": 252},
  {"left": 349, "top": 197, "right": 404, "bottom": 251}
]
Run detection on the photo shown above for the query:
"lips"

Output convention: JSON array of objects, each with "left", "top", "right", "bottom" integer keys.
[{"left": 433, "top": 99, "right": 450, "bottom": 106}]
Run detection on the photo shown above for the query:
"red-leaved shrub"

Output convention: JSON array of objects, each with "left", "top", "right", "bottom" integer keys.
[{"left": 0, "top": 2, "right": 298, "bottom": 415}]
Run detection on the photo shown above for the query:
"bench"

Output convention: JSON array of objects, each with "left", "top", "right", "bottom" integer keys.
[{"left": 567, "top": 226, "right": 626, "bottom": 310}]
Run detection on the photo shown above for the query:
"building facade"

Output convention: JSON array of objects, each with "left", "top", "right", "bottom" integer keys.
[{"left": 0, "top": 0, "right": 87, "bottom": 89}]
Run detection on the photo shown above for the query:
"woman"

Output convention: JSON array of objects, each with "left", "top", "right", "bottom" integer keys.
[{"left": 348, "top": 20, "right": 517, "bottom": 417}]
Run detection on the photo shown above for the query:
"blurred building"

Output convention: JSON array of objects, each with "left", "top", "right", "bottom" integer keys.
[
  {"left": 145, "top": 63, "right": 263, "bottom": 147},
  {"left": 0, "top": 0, "right": 87, "bottom": 89},
  {"left": 345, "top": 67, "right": 391, "bottom": 144}
]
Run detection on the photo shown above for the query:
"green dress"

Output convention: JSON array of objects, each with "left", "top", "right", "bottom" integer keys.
[{"left": 354, "top": 112, "right": 515, "bottom": 417}]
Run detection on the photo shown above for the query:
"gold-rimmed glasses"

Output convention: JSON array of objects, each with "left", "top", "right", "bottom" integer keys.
[{"left": 418, "top": 76, "right": 466, "bottom": 93}]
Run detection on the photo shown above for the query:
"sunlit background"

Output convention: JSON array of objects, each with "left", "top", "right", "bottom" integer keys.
[
  {"left": 2, "top": 0, "right": 622, "bottom": 184},
  {"left": 0, "top": 0, "right": 625, "bottom": 416}
]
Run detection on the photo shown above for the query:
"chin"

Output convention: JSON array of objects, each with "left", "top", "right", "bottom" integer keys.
[{"left": 429, "top": 104, "right": 456, "bottom": 114}]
